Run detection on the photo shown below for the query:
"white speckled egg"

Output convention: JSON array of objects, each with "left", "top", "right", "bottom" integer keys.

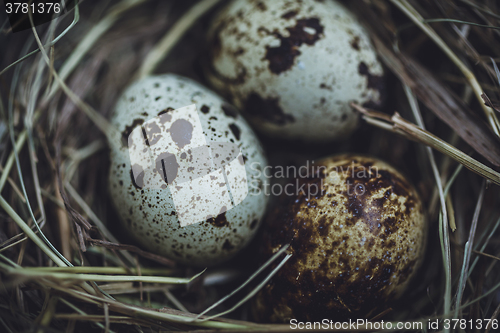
[
  {"left": 204, "top": 0, "right": 384, "bottom": 142},
  {"left": 107, "top": 74, "right": 269, "bottom": 266}
]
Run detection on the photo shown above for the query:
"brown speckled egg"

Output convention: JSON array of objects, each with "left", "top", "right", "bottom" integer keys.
[
  {"left": 107, "top": 74, "right": 269, "bottom": 266},
  {"left": 204, "top": 0, "right": 384, "bottom": 142},
  {"left": 252, "top": 154, "right": 427, "bottom": 322}
]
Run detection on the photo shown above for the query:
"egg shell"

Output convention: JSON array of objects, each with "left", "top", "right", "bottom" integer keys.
[
  {"left": 252, "top": 154, "right": 427, "bottom": 322},
  {"left": 205, "top": 0, "right": 384, "bottom": 142},
  {"left": 107, "top": 74, "right": 269, "bottom": 266}
]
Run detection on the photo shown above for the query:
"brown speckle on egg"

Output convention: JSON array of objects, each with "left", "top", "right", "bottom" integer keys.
[
  {"left": 252, "top": 154, "right": 427, "bottom": 322},
  {"left": 358, "top": 62, "right": 385, "bottom": 105},
  {"left": 200, "top": 105, "right": 210, "bottom": 114},
  {"left": 350, "top": 35, "right": 361, "bottom": 51},
  {"left": 122, "top": 118, "right": 144, "bottom": 147},
  {"left": 244, "top": 93, "right": 294, "bottom": 125},
  {"left": 221, "top": 103, "right": 239, "bottom": 118},
  {"left": 229, "top": 123, "right": 241, "bottom": 140},
  {"left": 264, "top": 17, "right": 324, "bottom": 74}
]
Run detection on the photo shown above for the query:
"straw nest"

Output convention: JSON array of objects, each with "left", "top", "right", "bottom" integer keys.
[{"left": 1, "top": 0, "right": 500, "bottom": 332}]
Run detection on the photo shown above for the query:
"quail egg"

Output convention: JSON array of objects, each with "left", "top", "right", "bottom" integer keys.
[
  {"left": 107, "top": 74, "right": 269, "bottom": 266},
  {"left": 252, "top": 154, "right": 427, "bottom": 321},
  {"left": 205, "top": 0, "right": 384, "bottom": 142}
]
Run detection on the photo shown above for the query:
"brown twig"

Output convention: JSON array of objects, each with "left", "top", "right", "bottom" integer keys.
[
  {"left": 86, "top": 238, "right": 176, "bottom": 267},
  {"left": 352, "top": 103, "right": 500, "bottom": 186}
]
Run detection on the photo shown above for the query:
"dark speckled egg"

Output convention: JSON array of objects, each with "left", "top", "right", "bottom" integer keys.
[
  {"left": 204, "top": 0, "right": 385, "bottom": 142},
  {"left": 252, "top": 154, "right": 427, "bottom": 322}
]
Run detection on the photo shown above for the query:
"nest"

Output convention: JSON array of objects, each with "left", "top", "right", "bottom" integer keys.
[{"left": 1, "top": 0, "right": 500, "bottom": 331}]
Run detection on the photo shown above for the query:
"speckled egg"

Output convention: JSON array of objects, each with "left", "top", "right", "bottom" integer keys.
[
  {"left": 107, "top": 74, "right": 269, "bottom": 266},
  {"left": 252, "top": 154, "right": 427, "bottom": 322},
  {"left": 204, "top": 0, "right": 384, "bottom": 142}
]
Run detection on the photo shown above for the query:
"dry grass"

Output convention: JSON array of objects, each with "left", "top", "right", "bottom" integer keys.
[{"left": 1, "top": 0, "right": 500, "bottom": 332}]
